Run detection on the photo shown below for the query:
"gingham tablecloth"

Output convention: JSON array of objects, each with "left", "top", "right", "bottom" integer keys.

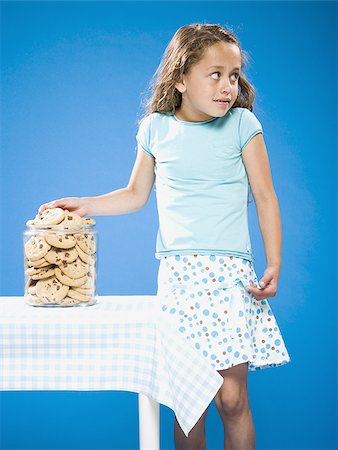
[{"left": 0, "top": 296, "right": 223, "bottom": 437}]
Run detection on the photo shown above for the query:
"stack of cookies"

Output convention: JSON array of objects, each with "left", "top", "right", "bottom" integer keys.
[{"left": 24, "top": 207, "right": 97, "bottom": 306}]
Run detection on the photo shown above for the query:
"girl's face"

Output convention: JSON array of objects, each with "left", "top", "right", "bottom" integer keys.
[{"left": 175, "top": 42, "right": 242, "bottom": 122}]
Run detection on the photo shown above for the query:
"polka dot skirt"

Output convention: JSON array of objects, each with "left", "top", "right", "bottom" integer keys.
[{"left": 157, "top": 254, "right": 291, "bottom": 371}]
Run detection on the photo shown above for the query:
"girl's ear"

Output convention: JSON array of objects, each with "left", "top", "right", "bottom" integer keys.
[{"left": 175, "top": 76, "right": 186, "bottom": 94}]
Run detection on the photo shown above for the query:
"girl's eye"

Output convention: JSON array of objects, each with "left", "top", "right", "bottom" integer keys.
[
  {"left": 211, "top": 72, "right": 221, "bottom": 79},
  {"left": 210, "top": 72, "right": 240, "bottom": 80}
]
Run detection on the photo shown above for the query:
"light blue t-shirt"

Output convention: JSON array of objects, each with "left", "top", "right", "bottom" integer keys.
[{"left": 136, "top": 107, "right": 263, "bottom": 262}]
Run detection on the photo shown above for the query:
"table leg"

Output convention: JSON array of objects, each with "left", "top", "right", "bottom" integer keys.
[{"left": 138, "top": 393, "right": 160, "bottom": 450}]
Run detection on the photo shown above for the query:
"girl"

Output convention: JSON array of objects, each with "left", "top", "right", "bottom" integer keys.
[{"left": 39, "top": 23, "right": 291, "bottom": 450}]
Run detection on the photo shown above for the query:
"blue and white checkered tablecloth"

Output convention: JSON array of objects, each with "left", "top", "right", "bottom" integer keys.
[{"left": 0, "top": 296, "right": 223, "bottom": 437}]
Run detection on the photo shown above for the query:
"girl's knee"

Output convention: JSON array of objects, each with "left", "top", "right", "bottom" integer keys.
[
  {"left": 214, "top": 363, "right": 249, "bottom": 417},
  {"left": 215, "top": 390, "right": 248, "bottom": 418}
]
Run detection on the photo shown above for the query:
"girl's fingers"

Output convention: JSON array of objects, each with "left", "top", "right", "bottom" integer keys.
[
  {"left": 258, "top": 275, "right": 274, "bottom": 288},
  {"left": 38, "top": 205, "right": 46, "bottom": 214},
  {"left": 245, "top": 282, "right": 276, "bottom": 300},
  {"left": 38, "top": 204, "right": 49, "bottom": 214},
  {"left": 247, "top": 283, "right": 269, "bottom": 293},
  {"left": 38, "top": 198, "right": 81, "bottom": 215},
  {"left": 39, "top": 200, "right": 60, "bottom": 214}
]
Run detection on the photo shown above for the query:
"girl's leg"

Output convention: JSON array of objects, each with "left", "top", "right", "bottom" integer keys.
[
  {"left": 214, "top": 362, "right": 256, "bottom": 450},
  {"left": 174, "top": 403, "right": 210, "bottom": 450}
]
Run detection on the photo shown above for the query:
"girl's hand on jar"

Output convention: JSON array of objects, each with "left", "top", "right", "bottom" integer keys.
[
  {"left": 245, "top": 265, "right": 280, "bottom": 301},
  {"left": 38, "top": 197, "right": 89, "bottom": 217}
]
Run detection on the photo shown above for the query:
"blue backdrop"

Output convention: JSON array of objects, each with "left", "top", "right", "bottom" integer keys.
[{"left": 1, "top": 2, "right": 337, "bottom": 450}]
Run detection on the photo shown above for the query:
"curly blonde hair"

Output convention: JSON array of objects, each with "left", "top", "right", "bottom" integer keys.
[{"left": 137, "top": 23, "right": 257, "bottom": 125}]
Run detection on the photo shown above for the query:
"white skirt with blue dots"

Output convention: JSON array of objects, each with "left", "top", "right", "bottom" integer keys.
[{"left": 157, "top": 254, "right": 291, "bottom": 372}]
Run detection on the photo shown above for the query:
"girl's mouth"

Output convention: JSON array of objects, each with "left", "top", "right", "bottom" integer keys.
[{"left": 214, "top": 100, "right": 230, "bottom": 106}]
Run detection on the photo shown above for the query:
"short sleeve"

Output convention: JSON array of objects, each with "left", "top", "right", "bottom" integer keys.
[
  {"left": 238, "top": 108, "right": 263, "bottom": 152},
  {"left": 136, "top": 114, "right": 154, "bottom": 158}
]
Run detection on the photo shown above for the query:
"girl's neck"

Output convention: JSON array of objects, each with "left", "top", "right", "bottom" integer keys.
[{"left": 174, "top": 108, "right": 215, "bottom": 123}]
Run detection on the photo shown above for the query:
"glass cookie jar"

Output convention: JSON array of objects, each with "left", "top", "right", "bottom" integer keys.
[{"left": 23, "top": 223, "right": 98, "bottom": 307}]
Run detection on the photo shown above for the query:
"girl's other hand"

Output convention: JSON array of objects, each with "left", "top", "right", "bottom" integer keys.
[
  {"left": 245, "top": 265, "right": 280, "bottom": 301},
  {"left": 38, "top": 197, "right": 89, "bottom": 217}
]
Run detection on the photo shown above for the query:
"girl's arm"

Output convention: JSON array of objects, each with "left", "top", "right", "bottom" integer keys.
[
  {"left": 39, "top": 148, "right": 155, "bottom": 216},
  {"left": 85, "top": 147, "right": 156, "bottom": 215},
  {"left": 241, "top": 133, "right": 282, "bottom": 300}
]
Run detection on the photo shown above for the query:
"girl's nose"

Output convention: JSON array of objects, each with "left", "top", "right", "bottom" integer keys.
[{"left": 221, "top": 85, "right": 231, "bottom": 94}]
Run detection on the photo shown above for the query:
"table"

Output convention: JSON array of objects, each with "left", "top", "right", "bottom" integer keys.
[{"left": 0, "top": 296, "right": 224, "bottom": 449}]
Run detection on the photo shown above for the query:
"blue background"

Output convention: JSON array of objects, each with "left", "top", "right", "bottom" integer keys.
[{"left": 1, "top": 1, "right": 337, "bottom": 450}]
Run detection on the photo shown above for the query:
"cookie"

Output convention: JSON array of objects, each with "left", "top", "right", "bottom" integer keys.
[
  {"left": 25, "top": 277, "right": 37, "bottom": 291},
  {"left": 25, "top": 265, "right": 54, "bottom": 277},
  {"left": 26, "top": 257, "right": 48, "bottom": 267},
  {"left": 34, "top": 208, "right": 65, "bottom": 226},
  {"left": 75, "top": 233, "right": 96, "bottom": 255},
  {"left": 54, "top": 267, "right": 88, "bottom": 287},
  {"left": 75, "top": 244, "right": 94, "bottom": 264},
  {"left": 45, "top": 234, "right": 76, "bottom": 249},
  {"left": 28, "top": 285, "right": 37, "bottom": 295},
  {"left": 35, "top": 275, "right": 69, "bottom": 302},
  {"left": 58, "top": 257, "right": 89, "bottom": 279},
  {"left": 44, "top": 246, "right": 78, "bottom": 265},
  {"left": 73, "top": 286, "right": 95, "bottom": 295},
  {"left": 32, "top": 260, "right": 52, "bottom": 269},
  {"left": 59, "top": 296, "right": 82, "bottom": 306},
  {"left": 24, "top": 236, "right": 51, "bottom": 261},
  {"left": 26, "top": 294, "right": 44, "bottom": 305},
  {"left": 78, "top": 276, "right": 95, "bottom": 289},
  {"left": 67, "top": 289, "right": 91, "bottom": 302},
  {"left": 58, "top": 211, "right": 83, "bottom": 227},
  {"left": 82, "top": 217, "right": 96, "bottom": 225},
  {"left": 31, "top": 267, "right": 55, "bottom": 280}
]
